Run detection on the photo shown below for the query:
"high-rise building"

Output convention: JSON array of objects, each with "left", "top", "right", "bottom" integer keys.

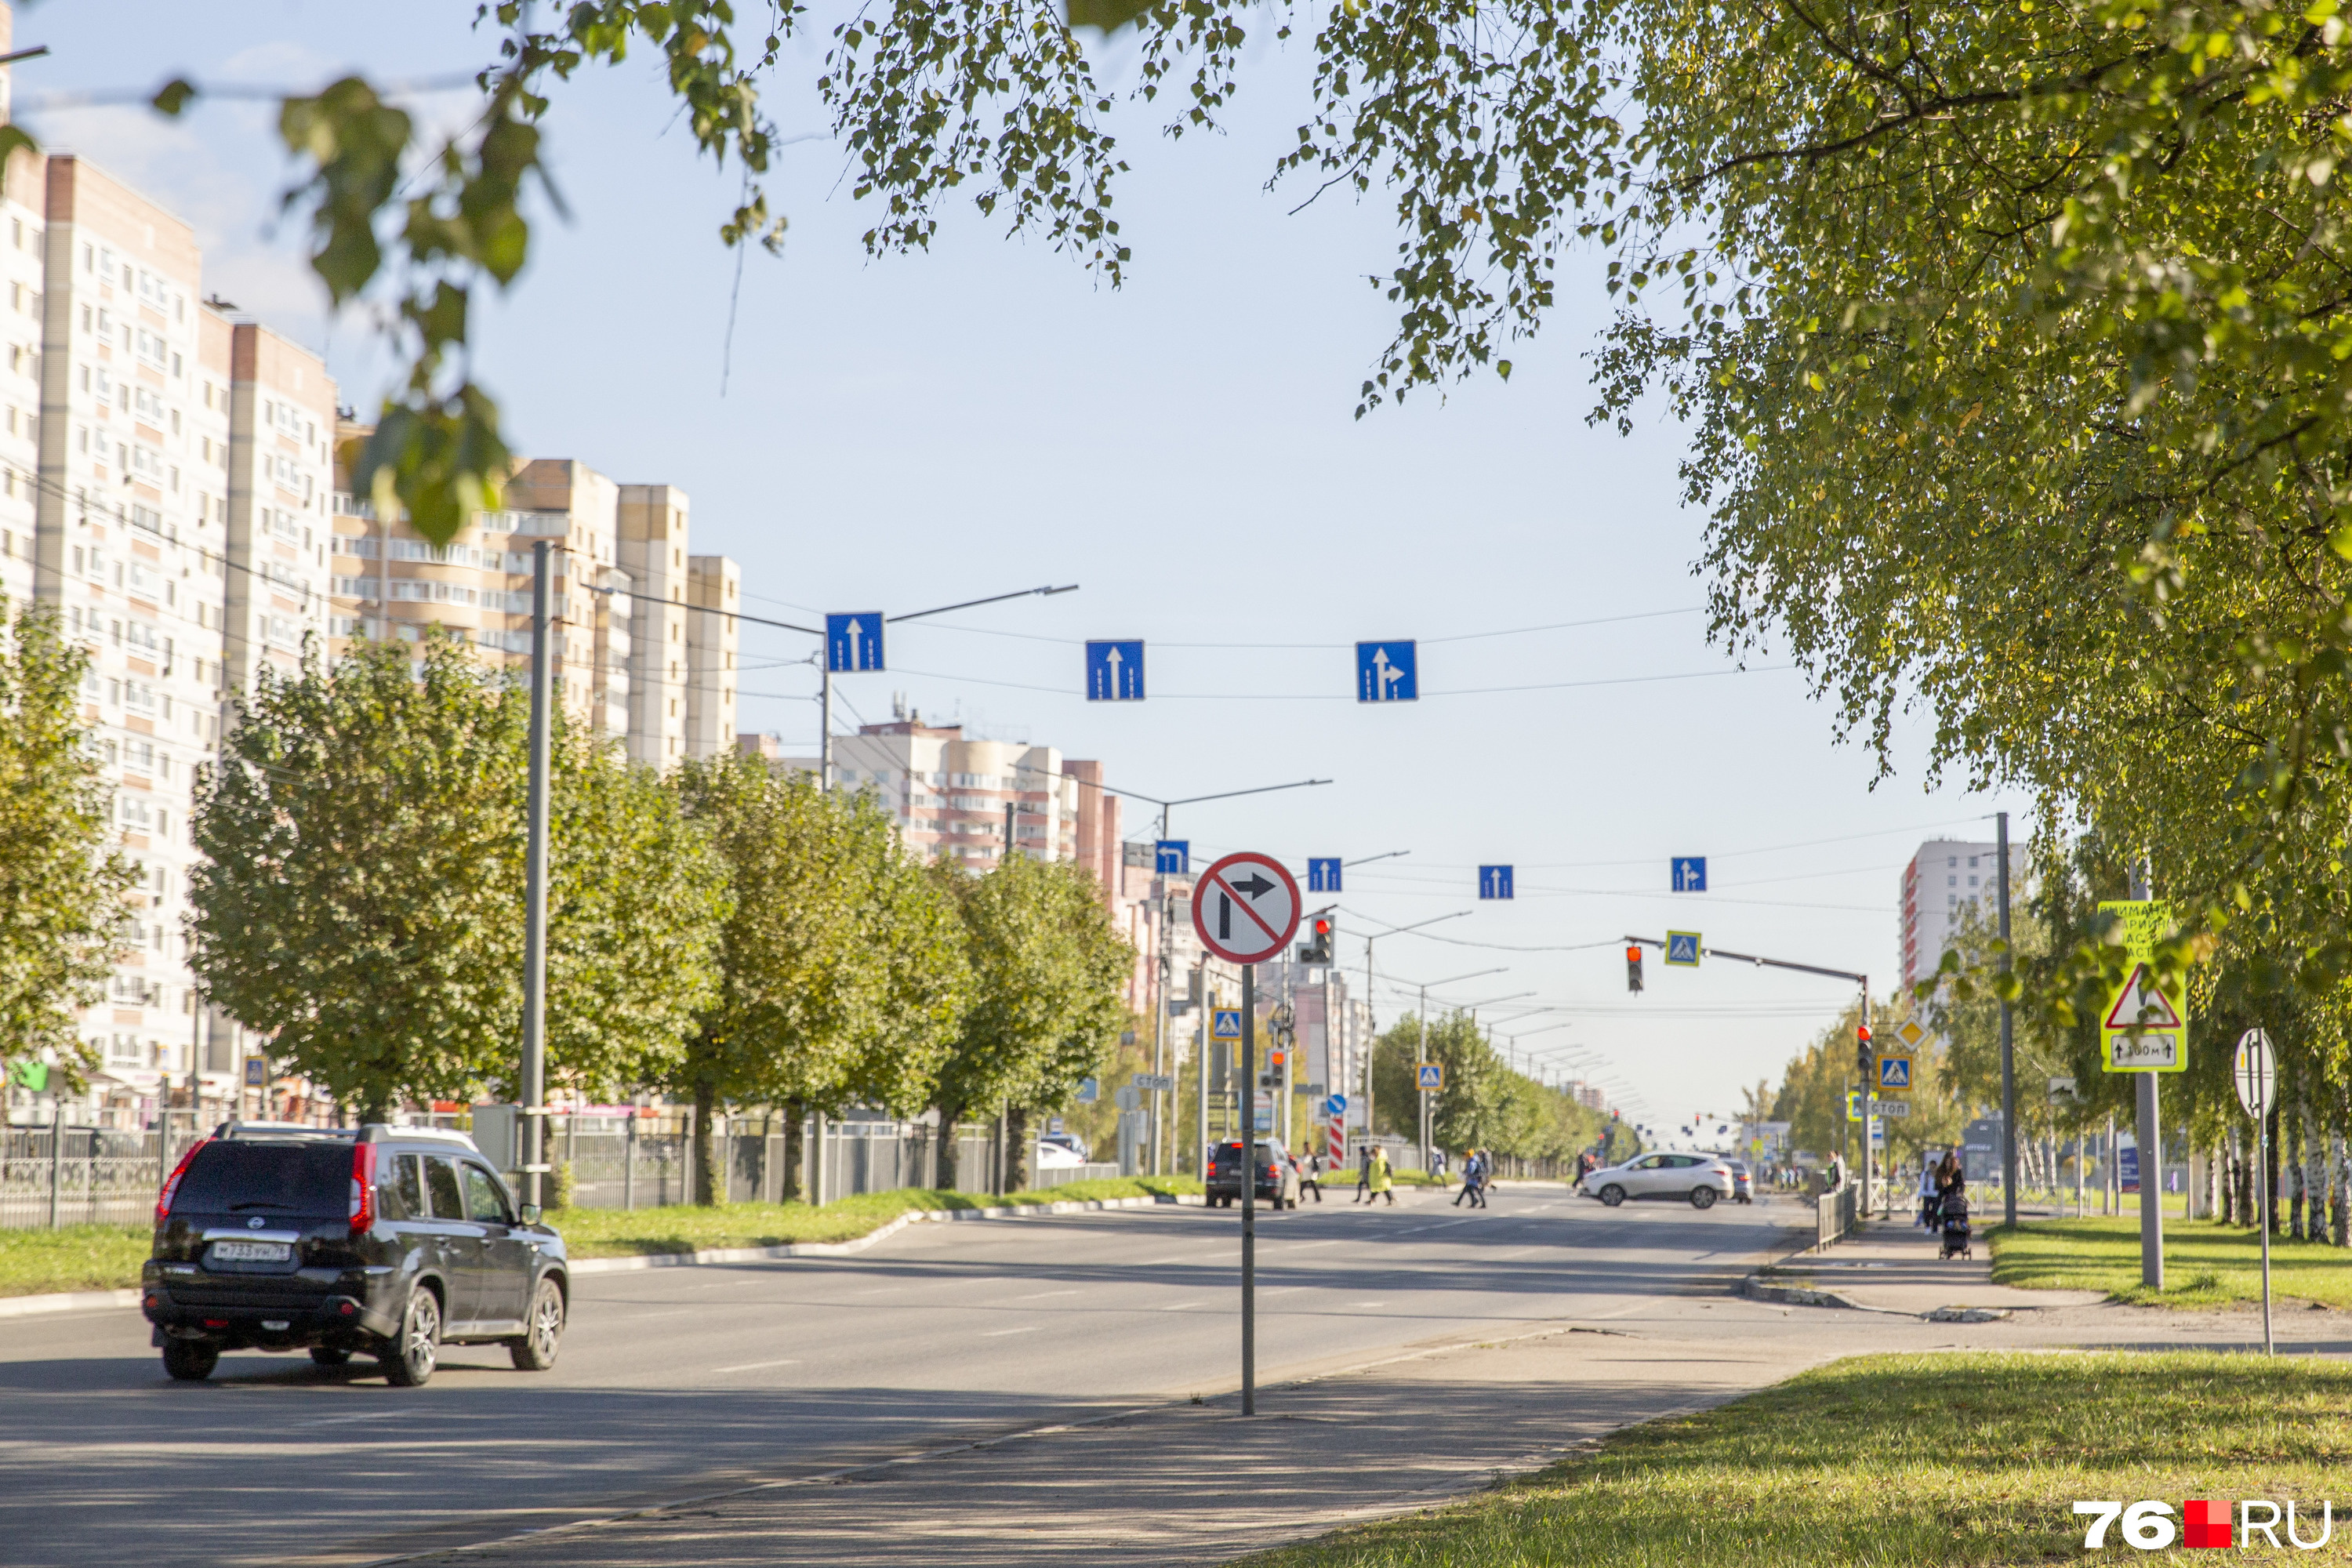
[
  {"left": 33, "top": 153, "right": 236, "bottom": 1105},
  {"left": 775, "top": 714, "right": 1085, "bottom": 869},
  {"left": 220, "top": 318, "right": 336, "bottom": 691},
  {"left": 328, "top": 451, "right": 742, "bottom": 769},
  {"left": 1900, "top": 837, "right": 2002, "bottom": 993},
  {"left": 683, "top": 554, "right": 739, "bottom": 758}
]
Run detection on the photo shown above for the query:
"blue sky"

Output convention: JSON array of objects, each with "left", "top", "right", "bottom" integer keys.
[{"left": 15, "top": 2, "right": 2031, "bottom": 1131}]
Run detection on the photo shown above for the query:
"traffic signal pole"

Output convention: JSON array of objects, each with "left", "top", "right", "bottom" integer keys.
[{"left": 1626, "top": 935, "right": 1873, "bottom": 1215}]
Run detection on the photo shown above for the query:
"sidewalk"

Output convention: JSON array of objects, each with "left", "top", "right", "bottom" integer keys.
[{"left": 1758, "top": 1218, "right": 2107, "bottom": 1316}]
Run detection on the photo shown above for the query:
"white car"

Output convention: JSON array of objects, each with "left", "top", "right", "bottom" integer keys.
[
  {"left": 1581, "top": 1152, "right": 1735, "bottom": 1209},
  {"left": 1033, "top": 1140, "right": 1087, "bottom": 1170}
]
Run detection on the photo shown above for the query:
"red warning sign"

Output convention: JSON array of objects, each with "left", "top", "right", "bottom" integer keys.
[{"left": 2102, "top": 964, "right": 2183, "bottom": 1032}]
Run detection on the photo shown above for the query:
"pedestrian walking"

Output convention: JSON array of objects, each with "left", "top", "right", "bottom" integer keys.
[
  {"left": 1470, "top": 1149, "right": 1490, "bottom": 1208},
  {"left": 1453, "top": 1148, "right": 1483, "bottom": 1208},
  {"left": 1367, "top": 1145, "right": 1396, "bottom": 1207},
  {"left": 1353, "top": 1144, "right": 1373, "bottom": 1203},
  {"left": 1916, "top": 1155, "right": 1939, "bottom": 1230},
  {"left": 1300, "top": 1152, "right": 1325, "bottom": 1203}
]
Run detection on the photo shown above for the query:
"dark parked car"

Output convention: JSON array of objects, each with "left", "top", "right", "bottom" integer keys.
[
  {"left": 143, "top": 1122, "right": 569, "bottom": 1387},
  {"left": 1204, "top": 1138, "right": 1301, "bottom": 1209}
]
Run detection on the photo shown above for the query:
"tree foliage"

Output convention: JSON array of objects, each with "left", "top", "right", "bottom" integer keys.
[
  {"left": 190, "top": 633, "right": 724, "bottom": 1120},
  {"left": 1370, "top": 1011, "right": 1603, "bottom": 1161},
  {"left": 0, "top": 600, "right": 135, "bottom": 1087},
  {"left": 930, "top": 851, "right": 1132, "bottom": 1186},
  {"left": 673, "top": 757, "right": 968, "bottom": 1200}
]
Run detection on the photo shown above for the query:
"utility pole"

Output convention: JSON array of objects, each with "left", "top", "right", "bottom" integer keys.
[
  {"left": 519, "top": 541, "right": 555, "bottom": 1216},
  {"left": 817, "top": 662, "right": 831, "bottom": 790},
  {"left": 1998, "top": 811, "right": 2019, "bottom": 1227}
]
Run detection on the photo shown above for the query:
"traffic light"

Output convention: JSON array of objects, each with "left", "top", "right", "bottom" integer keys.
[
  {"left": 1625, "top": 945, "right": 1644, "bottom": 993},
  {"left": 1297, "top": 916, "right": 1334, "bottom": 965},
  {"left": 1856, "top": 1022, "right": 1873, "bottom": 1078}
]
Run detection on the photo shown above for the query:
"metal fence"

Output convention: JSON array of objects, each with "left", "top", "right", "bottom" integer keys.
[
  {"left": 1033, "top": 1162, "right": 1122, "bottom": 1189},
  {"left": 1, "top": 1107, "right": 1080, "bottom": 1229},
  {"left": 2, "top": 1120, "right": 206, "bottom": 1230},
  {"left": 1816, "top": 1185, "right": 1859, "bottom": 1249}
]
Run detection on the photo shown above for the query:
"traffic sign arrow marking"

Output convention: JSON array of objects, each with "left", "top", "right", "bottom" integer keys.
[
  {"left": 1207, "top": 872, "right": 1283, "bottom": 944},
  {"left": 1232, "top": 872, "right": 1276, "bottom": 899}
]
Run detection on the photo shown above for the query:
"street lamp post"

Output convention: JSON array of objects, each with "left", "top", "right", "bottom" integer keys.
[
  {"left": 1385, "top": 967, "right": 1507, "bottom": 1174},
  {"left": 1355, "top": 911, "right": 1473, "bottom": 1170}
]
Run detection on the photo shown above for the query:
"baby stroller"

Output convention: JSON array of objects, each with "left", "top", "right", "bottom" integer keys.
[{"left": 1939, "top": 1192, "right": 1973, "bottom": 1260}]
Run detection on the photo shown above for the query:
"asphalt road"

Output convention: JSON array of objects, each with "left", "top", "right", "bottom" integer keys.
[{"left": 4, "top": 1185, "right": 1796, "bottom": 1567}]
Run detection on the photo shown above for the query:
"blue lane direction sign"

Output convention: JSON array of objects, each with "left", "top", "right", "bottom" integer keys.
[
  {"left": 1155, "top": 840, "right": 1189, "bottom": 875},
  {"left": 826, "top": 612, "right": 885, "bottom": 673},
  {"left": 1323, "top": 1094, "right": 1348, "bottom": 1116},
  {"left": 1212, "top": 1008, "right": 1243, "bottom": 1040},
  {"left": 1085, "top": 640, "right": 1145, "bottom": 700},
  {"left": 1356, "top": 641, "right": 1417, "bottom": 702},
  {"left": 1478, "top": 865, "right": 1514, "bottom": 900},
  {"left": 1076, "top": 1077, "right": 1099, "bottom": 1104},
  {"left": 1665, "top": 931, "right": 1701, "bottom": 967},
  {"left": 1308, "top": 858, "right": 1342, "bottom": 893},
  {"left": 1417, "top": 1063, "right": 1444, "bottom": 1091},
  {"left": 1671, "top": 856, "right": 1708, "bottom": 892}
]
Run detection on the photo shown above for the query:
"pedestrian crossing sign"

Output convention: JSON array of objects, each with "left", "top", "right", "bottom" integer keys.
[
  {"left": 1417, "top": 1063, "right": 1443, "bottom": 1091},
  {"left": 1846, "top": 1090, "right": 1862, "bottom": 1123},
  {"left": 1212, "top": 1008, "right": 1243, "bottom": 1040},
  {"left": 1878, "top": 1055, "right": 1912, "bottom": 1091}
]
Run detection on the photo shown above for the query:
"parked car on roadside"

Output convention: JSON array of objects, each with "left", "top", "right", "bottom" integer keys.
[
  {"left": 1038, "top": 1131, "right": 1091, "bottom": 1161},
  {"left": 1033, "top": 1139, "right": 1087, "bottom": 1171},
  {"left": 1204, "top": 1138, "right": 1302, "bottom": 1209},
  {"left": 143, "top": 1121, "right": 570, "bottom": 1388},
  {"left": 1578, "top": 1151, "right": 1736, "bottom": 1209}
]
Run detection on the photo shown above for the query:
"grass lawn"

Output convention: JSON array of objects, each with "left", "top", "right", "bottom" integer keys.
[
  {"left": 519, "top": 1174, "right": 1203, "bottom": 1258},
  {"left": 0, "top": 1177, "right": 1202, "bottom": 1295},
  {"left": 0, "top": 1224, "right": 151, "bottom": 1298},
  {"left": 1991, "top": 1215, "right": 2352, "bottom": 1309},
  {"left": 1236, "top": 1352, "right": 2352, "bottom": 1566}
]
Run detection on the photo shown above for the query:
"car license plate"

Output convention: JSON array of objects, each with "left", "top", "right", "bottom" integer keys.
[{"left": 209, "top": 1240, "right": 290, "bottom": 1263}]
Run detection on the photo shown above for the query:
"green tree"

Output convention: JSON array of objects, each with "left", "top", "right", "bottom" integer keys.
[
  {"left": 0, "top": 600, "right": 135, "bottom": 1087},
  {"left": 1371, "top": 1011, "right": 1602, "bottom": 1164},
  {"left": 672, "top": 757, "right": 968, "bottom": 1204},
  {"left": 931, "top": 853, "right": 1132, "bottom": 1191},
  {"left": 191, "top": 633, "right": 724, "bottom": 1121}
]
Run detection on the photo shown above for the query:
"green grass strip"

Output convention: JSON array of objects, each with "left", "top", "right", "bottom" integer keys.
[
  {"left": 1235, "top": 1351, "right": 2352, "bottom": 1566},
  {"left": 0, "top": 1177, "right": 1204, "bottom": 1296},
  {"left": 1990, "top": 1214, "right": 2352, "bottom": 1309}
]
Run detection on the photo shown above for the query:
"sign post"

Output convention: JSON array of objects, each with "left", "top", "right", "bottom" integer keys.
[
  {"left": 2100, "top": 895, "right": 2184, "bottom": 1290},
  {"left": 1190, "top": 850, "right": 1303, "bottom": 1417},
  {"left": 2235, "top": 1028, "right": 2277, "bottom": 1356}
]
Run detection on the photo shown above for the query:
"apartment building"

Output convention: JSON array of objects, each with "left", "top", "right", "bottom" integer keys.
[
  {"left": 31, "top": 154, "right": 235, "bottom": 1105},
  {"left": 0, "top": 104, "right": 41, "bottom": 605},
  {"left": 787, "top": 713, "right": 1086, "bottom": 869},
  {"left": 328, "top": 451, "right": 742, "bottom": 770},
  {"left": 1900, "top": 837, "right": 2003, "bottom": 993},
  {"left": 220, "top": 319, "right": 336, "bottom": 692}
]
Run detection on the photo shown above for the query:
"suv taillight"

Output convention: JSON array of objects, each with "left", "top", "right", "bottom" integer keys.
[
  {"left": 156, "top": 1138, "right": 209, "bottom": 1224},
  {"left": 349, "top": 1142, "right": 378, "bottom": 1233}
]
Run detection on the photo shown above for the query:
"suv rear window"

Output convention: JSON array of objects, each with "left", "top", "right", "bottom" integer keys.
[{"left": 172, "top": 1141, "right": 351, "bottom": 1216}]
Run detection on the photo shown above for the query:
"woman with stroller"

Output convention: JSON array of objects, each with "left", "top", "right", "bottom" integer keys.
[{"left": 1935, "top": 1152, "right": 1973, "bottom": 1259}]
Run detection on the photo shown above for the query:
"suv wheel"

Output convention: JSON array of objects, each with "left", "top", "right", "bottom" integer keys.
[
  {"left": 510, "top": 1277, "right": 565, "bottom": 1372},
  {"left": 1599, "top": 1184, "right": 1626, "bottom": 1207},
  {"left": 162, "top": 1340, "right": 219, "bottom": 1382},
  {"left": 383, "top": 1285, "right": 441, "bottom": 1388},
  {"left": 1690, "top": 1186, "right": 1718, "bottom": 1210}
]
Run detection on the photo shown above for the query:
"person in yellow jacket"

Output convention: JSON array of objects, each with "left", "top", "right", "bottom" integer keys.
[{"left": 1367, "top": 1145, "right": 1396, "bottom": 1206}]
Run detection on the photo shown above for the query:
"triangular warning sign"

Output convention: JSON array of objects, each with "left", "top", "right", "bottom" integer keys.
[{"left": 2103, "top": 964, "right": 2183, "bottom": 1031}]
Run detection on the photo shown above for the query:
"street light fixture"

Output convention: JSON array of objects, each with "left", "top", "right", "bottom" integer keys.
[{"left": 1379, "top": 965, "right": 1509, "bottom": 1172}]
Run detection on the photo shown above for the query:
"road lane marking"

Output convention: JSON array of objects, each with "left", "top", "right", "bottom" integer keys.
[
  {"left": 1003, "top": 1288, "right": 1081, "bottom": 1302},
  {"left": 708, "top": 1358, "right": 802, "bottom": 1374},
  {"left": 981, "top": 1325, "right": 1044, "bottom": 1338},
  {"left": 1160, "top": 1301, "right": 1206, "bottom": 1311}
]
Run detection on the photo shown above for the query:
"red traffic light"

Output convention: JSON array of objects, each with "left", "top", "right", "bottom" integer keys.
[{"left": 1857, "top": 1024, "right": 1872, "bottom": 1044}]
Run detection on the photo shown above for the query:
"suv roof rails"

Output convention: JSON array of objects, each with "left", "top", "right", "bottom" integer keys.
[
  {"left": 210, "top": 1120, "right": 360, "bottom": 1140},
  {"left": 358, "top": 1123, "right": 481, "bottom": 1151}
]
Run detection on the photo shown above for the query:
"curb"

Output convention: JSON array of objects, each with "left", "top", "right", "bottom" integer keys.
[
  {"left": 565, "top": 1191, "right": 1203, "bottom": 1275},
  {"left": 0, "top": 1286, "right": 143, "bottom": 1319},
  {"left": 0, "top": 1191, "right": 1205, "bottom": 1316}
]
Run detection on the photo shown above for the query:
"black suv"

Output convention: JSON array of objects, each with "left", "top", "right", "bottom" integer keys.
[
  {"left": 143, "top": 1122, "right": 569, "bottom": 1387},
  {"left": 1205, "top": 1138, "right": 1301, "bottom": 1209}
]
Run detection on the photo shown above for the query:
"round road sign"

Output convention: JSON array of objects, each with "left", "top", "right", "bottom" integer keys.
[
  {"left": 1191, "top": 851, "right": 1303, "bottom": 966},
  {"left": 2234, "top": 1029, "right": 2276, "bottom": 1120}
]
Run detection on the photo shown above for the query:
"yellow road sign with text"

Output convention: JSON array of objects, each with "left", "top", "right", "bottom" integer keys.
[{"left": 2096, "top": 898, "right": 2187, "bottom": 1073}]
